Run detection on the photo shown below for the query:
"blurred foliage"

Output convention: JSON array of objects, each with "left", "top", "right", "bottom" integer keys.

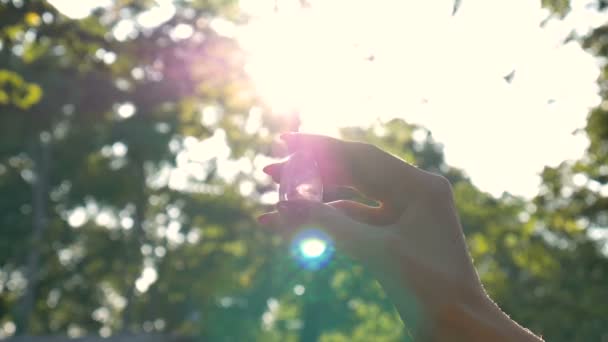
[
  {"left": 0, "top": 70, "right": 42, "bottom": 109},
  {"left": 542, "top": 0, "right": 571, "bottom": 18},
  {"left": 0, "top": 0, "right": 607, "bottom": 341}
]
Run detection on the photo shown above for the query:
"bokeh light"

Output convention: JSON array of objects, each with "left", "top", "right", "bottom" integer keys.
[
  {"left": 290, "top": 228, "right": 335, "bottom": 270},
  {"left": 300, "top": 238, "right": 326, "bottom": 258}
]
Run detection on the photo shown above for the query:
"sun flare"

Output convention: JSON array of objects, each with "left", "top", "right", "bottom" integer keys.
[{"left": 239, "top": 0, "right": 603, "bottom": 197}]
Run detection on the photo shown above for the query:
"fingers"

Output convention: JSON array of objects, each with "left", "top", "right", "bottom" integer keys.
[
  {"left": 257, "top": 200, "right": 362, "bottom": 240},
  {"left": 280, "top": 133, "right": 354, "bottom": 187},
  {"left": 257, "top": 211, "right": 283, "bottom": 229},
  {"left": 257, "top": 200, "right": 392, "bottom": 258},
  {"left": 278, "top": 133, "right": 434, "bottom": 209},
  {"left": 262, "top": 163, "right": 282, "bottom": 183},
  {"left": 257, "top": 198, "right": 397, "bottom": 227},
  {"left": 329, "top": 200, "right": 399, "bottom": 226}
]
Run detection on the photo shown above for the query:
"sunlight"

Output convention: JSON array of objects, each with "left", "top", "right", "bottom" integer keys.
[
  {"left": 299, "top": 238, "right": 327, "bottom": 258},
  {"left": 135, "top": 266, "right": 158, "bottom": 293},
  {"left": 137, "top": 0, "right": 175, "bottom": 28},
  {"left": 48, "top": 0, "right": 111, "bottom": 19},
  {"left": 239, "top": 0, "right": 604, "bottom": 197},
  {"left": 290, "top": 228, "right": 334, "bottom": 270},
  {"left": 45, "top": 0, "right": 606, "bottom": 198}
]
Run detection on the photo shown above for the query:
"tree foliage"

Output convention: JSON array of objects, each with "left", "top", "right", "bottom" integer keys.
[{"left": 0, "top": 0, "right": 606, "bottom": 341}]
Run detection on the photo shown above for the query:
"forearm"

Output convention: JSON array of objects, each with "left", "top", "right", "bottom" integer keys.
[
  {"left": 381, "top": 287, "right": 542, "bottom": 342},
  {"left": 374, "top": 250, "right": 543, "bottom": 342},
  {"left": 423, "top": 295, "right": 543, "bottom": 342}
]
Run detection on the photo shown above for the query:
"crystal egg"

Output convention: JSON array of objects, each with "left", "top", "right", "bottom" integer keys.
[{"left": 279, "top": 151, "right": 323, "bottom": 202}]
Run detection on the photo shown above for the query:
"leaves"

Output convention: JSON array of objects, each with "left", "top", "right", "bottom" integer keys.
[
  {"left": 0, "top": 70, "right": 43, "bottom": 109},
  {"left": 1, "top": 0, "right": 607, "bottom": 341},
  {"left": 541, "top": 0, "right": 572, "bottom": 18}
]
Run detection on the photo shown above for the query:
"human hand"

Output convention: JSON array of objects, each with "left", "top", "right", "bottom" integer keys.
[{"left": 258, "top": 133, "right": 541, "bottom": 341}]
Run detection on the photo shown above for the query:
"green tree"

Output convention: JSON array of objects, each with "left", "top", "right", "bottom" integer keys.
[
  {"left": 0, "top": 0, "right": 286, "bottom": 339},
  {"left": 1, "top": 0, "right": 607, "bottom": 341}
]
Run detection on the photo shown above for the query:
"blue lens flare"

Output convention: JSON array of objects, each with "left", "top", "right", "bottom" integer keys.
[
  {"left": 300, "top": 238, "right": 326, "bottom": 258},
  {"left": 290, "top": 228, "right": 334, "bottom": 270}
]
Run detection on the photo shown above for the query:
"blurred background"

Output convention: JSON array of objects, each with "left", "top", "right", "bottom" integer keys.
[{"left": 0, "top": 0, "right": 607, "bottom": 341}]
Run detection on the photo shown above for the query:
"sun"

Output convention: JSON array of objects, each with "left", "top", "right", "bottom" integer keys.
[
  {"left": 299, "top": 238, "right": 327, "bottom": 258},
  {"left": 237, "top": 0, "right": 601, "bottom": 197},
  {"left": 238, "top": 3, "right": 378, "bottom": 136}
]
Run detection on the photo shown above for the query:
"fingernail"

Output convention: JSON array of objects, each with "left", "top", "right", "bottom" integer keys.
[
  {"left": 257, "top": 214, "right": 271, "bottom": 224},
  {"left": 262, "top": 165, "right": 272, "bottom": 174}
]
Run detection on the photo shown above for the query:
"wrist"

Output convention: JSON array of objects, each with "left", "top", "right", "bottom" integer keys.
[
  {"left": 372, "top": 239, "right": 542, "bottom": 341},
  {"left": 428, "top": 294, "right": 543, "bottom": 342}
]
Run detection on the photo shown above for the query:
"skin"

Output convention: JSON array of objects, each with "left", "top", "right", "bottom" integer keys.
[{"left": 258, "top": 133, "right": 544, "bottom": 341}]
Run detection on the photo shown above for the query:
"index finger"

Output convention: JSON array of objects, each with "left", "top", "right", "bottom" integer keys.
[{"left": 274, "top": 133, "right": 435, "bottom": 208}]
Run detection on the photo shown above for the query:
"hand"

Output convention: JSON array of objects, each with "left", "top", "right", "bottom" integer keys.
[{"left": 258, "top": 133, "right": 542, "bottom": 341}]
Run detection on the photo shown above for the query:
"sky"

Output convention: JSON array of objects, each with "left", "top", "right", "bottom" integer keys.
[
  {"left": 240, "top": 0, "right": 604, "bottom": 198},
  {"left": 49, "top": 0, "right": 606, "bottom": 198}
]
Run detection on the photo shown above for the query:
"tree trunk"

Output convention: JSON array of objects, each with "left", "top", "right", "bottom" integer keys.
[
  {"left": 15, "top": 136, "right": 50, "bottom": 334},
  {"left": 299, "top": 282, "right": 322, "bottom": 342},
  {"left": 121, "top": 157, "right": 147, "bottom": 331}
]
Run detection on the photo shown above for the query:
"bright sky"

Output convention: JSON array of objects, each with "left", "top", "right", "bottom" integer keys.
[
  {"left": 240, "top": 0, "right": 604, "bottom": 198},
  {"left": 50, "top": 0, "right": 606, "bottom": 198}
]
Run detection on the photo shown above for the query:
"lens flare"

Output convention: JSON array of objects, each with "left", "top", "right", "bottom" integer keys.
[
  {"left": 290, "top": 228, "right": 334, "bottom": 270},
  {"left": 300, "top": 238, "right": 326, "bottom": 258}
]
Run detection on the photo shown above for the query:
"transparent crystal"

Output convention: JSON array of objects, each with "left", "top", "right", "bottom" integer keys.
[{"left": 279, "top": 152, "right": 323, "bottom": 202}]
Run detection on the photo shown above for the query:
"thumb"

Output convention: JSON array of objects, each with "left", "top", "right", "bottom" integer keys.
[{"left": 277, "top": 200, "right": 381, "bottom": 256}]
